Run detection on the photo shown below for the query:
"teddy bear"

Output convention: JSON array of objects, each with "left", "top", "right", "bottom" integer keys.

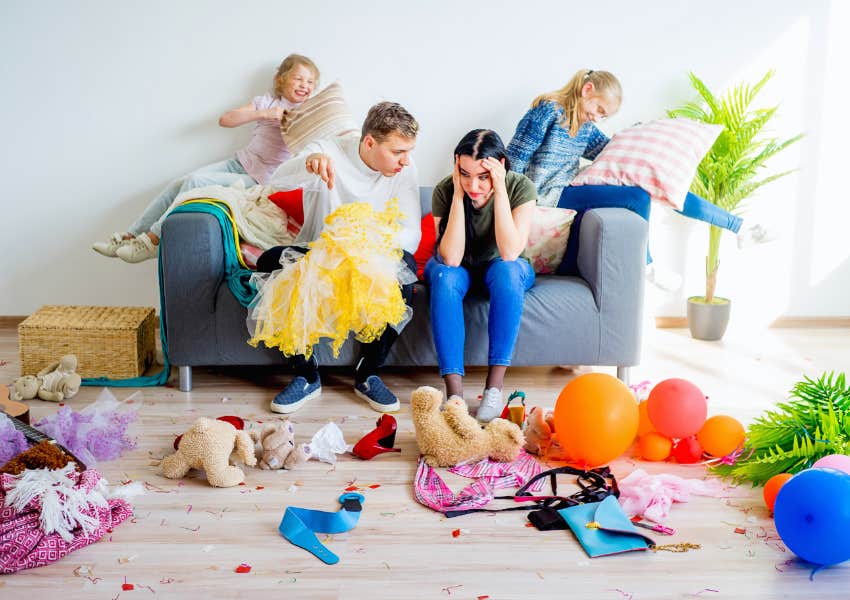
[
  {"left": 523, "top": 406, "right": 564, "bottom": 457},
  {"left": 411, "top": 386, "right": 525, "bottom": 468},
  {"left": 161, "top": 417, "right": 257, "bottom": 487},
  {"left": 11, "top": 355, "right": 81, "bottom": 402},
  {"left": 250, "top": 420, "right": 311, "bottom": 470}
]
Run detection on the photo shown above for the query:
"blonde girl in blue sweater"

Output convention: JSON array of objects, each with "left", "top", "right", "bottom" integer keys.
[{"left": 507, "top": 69, "right": 771, "bottom": 290}]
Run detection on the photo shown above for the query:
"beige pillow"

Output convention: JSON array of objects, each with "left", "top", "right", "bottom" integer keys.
[
  {"left": 280, "top": 81, "right": 359, "bottom": 155},
  {"left": 524, "top": 206, "right": 577, "bottom": 274}
]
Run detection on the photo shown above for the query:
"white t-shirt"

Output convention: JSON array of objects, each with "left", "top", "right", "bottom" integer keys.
[{"left": 268, "top": 134, "right": 421, "bottom": 254}]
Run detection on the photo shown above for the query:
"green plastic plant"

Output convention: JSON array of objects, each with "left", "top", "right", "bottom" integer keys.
[
  {"left": 667, "top": 71, "right": 802, "bottom": 303},
  {"left": 711, "top": 372, "right": 850, "bottom": 485}
]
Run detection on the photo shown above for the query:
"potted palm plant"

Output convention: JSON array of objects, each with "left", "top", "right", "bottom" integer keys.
[{"left": 668, "top": 71, "right": 802, "bottom": 340}]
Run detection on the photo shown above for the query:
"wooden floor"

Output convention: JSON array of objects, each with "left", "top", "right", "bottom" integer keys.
[{"left": 1, "top": 323, "right": 849, "bottom": 599}]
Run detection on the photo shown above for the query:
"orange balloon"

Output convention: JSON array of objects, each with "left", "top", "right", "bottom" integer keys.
[
  {"left": 763, "top": 473, "right": 794, "bottom": 512},
  {"left": 637, "top": 400, "right": 655, "bottom": 436},
  {"left": 638, "top": 432, "right": 672, "bottom": 461},
  {"left": 697, "top": 415, "right": 745, "bottom": 457},
  {"left": 647, "top": 378, "right": 707, "bottom": 439},
  {"left": 553, "top": 373, "right": 639, "bottom": 467}
]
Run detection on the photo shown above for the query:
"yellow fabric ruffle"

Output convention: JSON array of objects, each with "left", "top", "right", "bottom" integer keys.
[{"left": 247, "top": 199, "right": 411, "bottom": 358}]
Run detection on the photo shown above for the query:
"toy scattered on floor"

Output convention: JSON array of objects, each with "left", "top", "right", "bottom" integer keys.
[
  {"left": 554, "top": 373, "right": 638, "bottom": 467},
  {"left": 251, "top": 420, "right": 310, "bottom": 470},
  {"left": 161, "top": 417, "right": 256, "bottom": 487},
  {"left": 0, "top": 440, "right": 74, "bottom": 476},
  {"left": 411, "top": 386, "right": 524, "bottom": 468},
  {"left": 11, "top": 355, "right": 81, "bottom": 402},
  {"left": 499, "top": 391, "right": 527, "bottom": 428},
  {"left": 523, "top": 406, "right": 554, "bottom": 456},
  {"left": 352, "top": 414, "right": 401, "bottom": 460},
  {"left": 773, "top": 467, "right": 850, "bottom": 566}
]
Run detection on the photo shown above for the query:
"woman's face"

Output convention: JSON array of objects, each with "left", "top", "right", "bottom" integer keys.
[
  {"left": 457, "top": 155, "right": 495, "bottom": 205},
  {"left": 280, "top": 64, "right": 317, "bottom": 103},
  {"left": 579, "top": 83, "right": 619, "bottom": 125}
]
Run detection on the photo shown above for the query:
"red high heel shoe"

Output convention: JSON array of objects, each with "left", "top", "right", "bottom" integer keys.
[{"left": 352, "top": 414, "right": 401, "bottom": 459}]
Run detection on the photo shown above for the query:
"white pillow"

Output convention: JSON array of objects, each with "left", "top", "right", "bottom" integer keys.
[{"left": 280, "top": 81, "right": 359, "bottom": 154}]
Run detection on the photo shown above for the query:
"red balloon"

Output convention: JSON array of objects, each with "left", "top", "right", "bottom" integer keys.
[
  {"left": 672, "top": 436, "right": 703, "bottom": 464},
  {"left": 647, "top": 378, "right": 707, "bottom": 439}
]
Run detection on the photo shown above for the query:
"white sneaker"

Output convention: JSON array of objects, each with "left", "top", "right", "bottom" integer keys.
[
  {"left": 645, "top": 263, "right": 682, "bottom": 292},
  {"left": 92, "top": 232, "right": 132, "bottom": 257},
  {"left": 116, "top": 233, "right": 158, "bottom": 263},
  {"left": 737, "top": 223, "right": 776, "bottom": 249},
  {"left": 477, "top": 388, "right": 503, "bottom": 423}
]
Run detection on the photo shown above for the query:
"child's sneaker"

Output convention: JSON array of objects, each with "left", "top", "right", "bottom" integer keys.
[
  {"left": 116, "top": 233, "right": 158, "bottom": 263},
  {"left": 477, "top": 388, "right": 503, "bottom": 423},
  {"left": 354, "top": 375, "right": 400, "bottom": 413},
  {"left": 271, "top": 376, "right": 322, "bottom": 414},
  {"left": 92, "top": 232, "right": 132, "bottom": 257},
  {"left": 737, "top": 223, "right": 776, "bottom": 249}
]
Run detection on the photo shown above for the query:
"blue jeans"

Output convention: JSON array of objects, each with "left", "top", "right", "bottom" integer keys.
[
  {"left": 556, "top": 185, "right": 743, "bottom": 274},
  {"left": 129, "top": 157, "right": 256, "bottom": 237},
  {"left": 424, "top": 255, "right": 535, "bottom": 377}
]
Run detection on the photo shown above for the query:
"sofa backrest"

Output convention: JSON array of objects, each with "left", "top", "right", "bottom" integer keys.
[{"left": 419, "top": 186, "right": 433, "bottom": 216}]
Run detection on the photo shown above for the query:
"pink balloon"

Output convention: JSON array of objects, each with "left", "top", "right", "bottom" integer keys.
[{"left": 812, "top": 454, "right": 850, "bottom": 475}]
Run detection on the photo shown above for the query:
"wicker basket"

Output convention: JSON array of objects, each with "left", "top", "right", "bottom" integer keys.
[{"left": 18, "top": 305, "right": 157, "bottom": 379}]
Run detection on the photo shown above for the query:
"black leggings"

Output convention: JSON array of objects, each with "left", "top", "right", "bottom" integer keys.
[{"left": 256, "top": 245, "right": 417, "bottom": 383}]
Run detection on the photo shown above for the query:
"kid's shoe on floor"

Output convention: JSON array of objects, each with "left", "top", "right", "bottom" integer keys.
[
  {"left": 645, "top": 263, "right": 683, "bottom": 292},
  {"left": 476, "top": 388, "right": 503, "bottom": 423},
  {"left": 354, "top": 375, "right": 400, "bottom": 413},
  {"left": 737, "top": 223, "right": 776, "bottom": 249},
  {"left": 116, "top": 233, "right": 158, "bottom": 263},
  {"left": 270, "top": 376, "right": 322, "bottom": 414},
  {"left": 92, "top": 232, "right": 132, "bottom": 257}
]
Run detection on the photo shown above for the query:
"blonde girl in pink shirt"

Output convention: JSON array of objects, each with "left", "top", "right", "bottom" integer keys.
[{"left": 93, "top": 54, "right": 319, "bottom": 263}]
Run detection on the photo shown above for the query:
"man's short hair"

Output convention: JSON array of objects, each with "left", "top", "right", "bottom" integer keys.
[{"left": 361, "top": 102, "right": 419, "bottom": 142}]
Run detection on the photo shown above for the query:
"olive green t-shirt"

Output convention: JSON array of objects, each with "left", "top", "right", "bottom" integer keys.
[{"left": 431, "top": 170, "right": 536, "bottom": 267}]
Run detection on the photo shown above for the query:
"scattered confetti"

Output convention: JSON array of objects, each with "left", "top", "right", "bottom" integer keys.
[
  {"left": 179, "top": 525, "right": 201, "bottom": 532},
  {"left": 688, "top": 590, "right": 719, "bottom": 597},
  {"left": 287, "top": 484, "right": 299, "bottom": 493},
  {"left": 202, "top": 545, "right": 215, "bottom": 553},
  {"left": 186, "top": 505, "right": 193, "bottom": 514},
  {"left": 122, "top": 576, "right": 134, "bottom": 591},
  {"left": 478, "top": 596, "right": 490, "bottom": 599},
  {"left": 441, "top": 584, "right": 463, "bottom": 596},
  {"left": 368, "top": 484, "right": 381, "bottom": 489},
  {"left": 235, "top": 563, "right": 252, "bottom": 574},
  {"left": 256, "top": 485, "right": 265, "bottom": 490},
  {"left": 221, "top": 396, "right": 230, "bottom": 403},
  {"left": 118, "top": 554, "right": 138, "bottom": 564},
  {"left": 607, "top": 589, "right": 634, "bottom": 600},
  {"left": 734, "top": 527, "right": 747, "bottom": 534},
  {"left": 452, "top": 529, "right": 461, "bottom": 538},
  {"left": 159, "top": 578, "right": 175, "bottom": 584}
]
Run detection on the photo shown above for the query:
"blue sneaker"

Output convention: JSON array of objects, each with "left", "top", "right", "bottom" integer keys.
[
  {"left": 271, "top": 376, "right": 321, "bottom": 414},
  {"left": 354, "top": 375, "right": 400, "bottom": 413}
]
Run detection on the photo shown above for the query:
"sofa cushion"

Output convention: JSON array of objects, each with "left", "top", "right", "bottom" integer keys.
[{"left": 525, "top": 206, "right": 576, "bottom": 274}]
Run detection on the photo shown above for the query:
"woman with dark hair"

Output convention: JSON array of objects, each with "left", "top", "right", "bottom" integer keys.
[{"left": 424, "top": 129, "right": 537, "bottom": 422}]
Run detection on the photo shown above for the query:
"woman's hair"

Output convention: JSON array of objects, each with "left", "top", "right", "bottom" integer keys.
[
  {"left": 532, "top": 69, "right": 622, "bottom": 136},
  {"left": 273, "top": 54, "right": 320, "bottom": 99},
  {"left": 438, "top": 129, "right": 510, "bottom": 254},
  {"left": 453, "top": 128, "right": 511, "bottom": 171}
]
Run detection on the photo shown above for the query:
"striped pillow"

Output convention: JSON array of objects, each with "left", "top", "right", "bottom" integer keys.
[
  {"left": 280, "top": 81, "right": 359, "bottom": 155},
  {"left": 570, "top": 118, "right": 722, "bottom": 210}
]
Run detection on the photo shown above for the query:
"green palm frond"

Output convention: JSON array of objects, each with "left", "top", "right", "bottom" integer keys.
[{"left": 711, "top": 371, "right": 850, "bottom": 486}]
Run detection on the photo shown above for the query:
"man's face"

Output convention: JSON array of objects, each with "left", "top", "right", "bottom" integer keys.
[{"left": 361, "top": 132, "right": 416, "bottom": 176}]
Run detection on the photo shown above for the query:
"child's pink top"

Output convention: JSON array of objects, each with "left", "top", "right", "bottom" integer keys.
[{"left": 236, "top": 93, "right": 298, "bottom": 184}]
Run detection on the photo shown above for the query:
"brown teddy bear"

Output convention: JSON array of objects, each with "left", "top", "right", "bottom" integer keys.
[
  {"left": 411, "top": 386, "right": 524, "bottom": 468},
  {"left": 11, "top": 355, "right": 81, "bottom": 402},
  {"left": 161, "top": 417, "right": 256, "bottom": 487},
  {"left": 250, "top": 421, "right": 311, "bottom": 470}
]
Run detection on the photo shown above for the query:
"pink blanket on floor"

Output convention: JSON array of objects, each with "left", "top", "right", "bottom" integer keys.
[{"left": 0, "top": 468, "right": 133, "bottom": 573}]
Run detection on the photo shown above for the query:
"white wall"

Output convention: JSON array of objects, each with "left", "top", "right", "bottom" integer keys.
[{"left": 1, "top": 0, "right": 846, "bottom": 321}]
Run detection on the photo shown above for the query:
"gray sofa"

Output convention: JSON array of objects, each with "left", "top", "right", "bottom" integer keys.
[{"left": 161, "top": 187, "right": 647, "bottom": 391}]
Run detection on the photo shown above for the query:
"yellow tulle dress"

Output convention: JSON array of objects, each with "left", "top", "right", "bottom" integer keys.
[{"left": 247, "top": 199, "right": 416, "bottom": 359}]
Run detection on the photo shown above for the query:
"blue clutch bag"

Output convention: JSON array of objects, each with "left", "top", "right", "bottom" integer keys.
[{"left": 558, "top": 495, "right": 656, "bottom": 558}]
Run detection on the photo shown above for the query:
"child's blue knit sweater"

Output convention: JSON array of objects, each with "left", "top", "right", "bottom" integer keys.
[{"left": 506, "top": 101, "right": 610, "bottom": 206}]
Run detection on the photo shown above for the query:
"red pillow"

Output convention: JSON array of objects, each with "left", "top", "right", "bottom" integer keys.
[
  {"left": 268, "top": 189, "right": 305, "bottom": 236},
  {"left": 413, "top": 213, "right": 436, "bottom": 280}
]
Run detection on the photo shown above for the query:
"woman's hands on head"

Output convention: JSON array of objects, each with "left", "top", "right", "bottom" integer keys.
[
  {"left": 451, "top": 156, "right": 465, "bottom": 203},
  {"left": 481, "top": 157, "right": 506, "bottom": 193}
]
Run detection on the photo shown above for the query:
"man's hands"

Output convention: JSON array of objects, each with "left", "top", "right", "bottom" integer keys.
[{"left": 305, "top": 153, "right": 335, "bottom": 190}]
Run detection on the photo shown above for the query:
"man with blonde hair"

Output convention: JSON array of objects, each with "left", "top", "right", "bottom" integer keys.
[{"left": 261, "top": 101, "right": 420, "bottom": 414}]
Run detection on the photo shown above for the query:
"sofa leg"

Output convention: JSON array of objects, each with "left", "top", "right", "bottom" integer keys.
[
  {"left": 178, "top": 366, "right": 193, "bottom": 392},
  {"left": 616, "top": 366, "right": 630, "bottom": 386}
]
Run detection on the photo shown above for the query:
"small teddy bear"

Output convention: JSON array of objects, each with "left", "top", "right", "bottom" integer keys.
[
  {"left": 11, "top": 355, "right": 81, "bottom": 402},
  {"left": 523, "top": 406, "right": 563, "bottom": 457},
  {"left": 411, "top": 386, "right": 524, "bottom": 468},
  {"left": 161, "top": 417, "right": 257, "bottom": 487},
  {"left": 250, "top": 421, "right": 311, "bottom": 470}
]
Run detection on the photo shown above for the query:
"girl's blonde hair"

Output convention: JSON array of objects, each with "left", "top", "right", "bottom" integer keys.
[
  {"left": 273, "top": 54, "right": 320, "bottom": 99},
  {"left": 532, "top": 69, "right": 622, "bottom": 136}
]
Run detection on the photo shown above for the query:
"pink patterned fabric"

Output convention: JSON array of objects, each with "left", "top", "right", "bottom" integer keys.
[
  {"left": 414, "top": 450, "right": 545, "bottom": 513},
  {"left": 0, "top": 469, "right": 133, "bottom": 573},
  {"left": 571, "top": 118, "right": 722, "bottom": 210}
]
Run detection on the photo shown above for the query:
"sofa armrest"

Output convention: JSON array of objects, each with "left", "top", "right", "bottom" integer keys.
[
  {"left": 578, "top": 207, "right": 648, "bottom": 365},
  {"left": 160, "top": 212, "right": 226, "bottom": 365}
]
